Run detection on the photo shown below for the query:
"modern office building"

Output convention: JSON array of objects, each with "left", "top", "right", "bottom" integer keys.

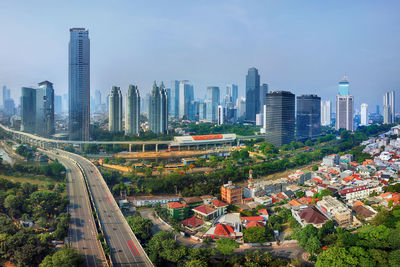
[
  {"left": 360, "top": 103, "right": 368, "bottom": 126},
  {"left": 217, "top": 105, "right": 224, "bottom": 125},
  {"left": 21, "top": 87, "right": 36, "bottom": 133},
  {"left": 54, "top": 95, "right": 62, "bottom": 114},
  {"left": 383, "top": 91, "right": 396, "bottom": 124},
  {"left": 178, "top": 81, "right": 194, "bottom": 120},
  {"left": 338, "top": 76, "right": 350, "bottom": 96},
  {"left": 265, "top": 91, "right": 295, "bottom": 146},
  {"left": 206, "top": 86, "right": 220, "bottom": 122},
  {"left": 171, "top": 80, "right": 180, "bottom": 118},
  {"left": 226, "top": 84, "right": 238, "bottom": 107},
  {"left": 199, "top": 102, "right": 207, "bottom": 120},
  {"left": 237, "top": 97, "right": 246, "bottom": 121},
  {"left": 37, "top": 81, "right": 55, "bottom": 137},
  {"left": 336, "top": 77, "right": 354, "bottom": 131},
  {"left": 69, "top": 28, "right": 90, "bottom": 141},
  {"left": 2, "top": 86, "right": 10, "bottom": 107},
  {"left": 108, "top": 86, "right": 123, "bottom": 132},
  {"left": 4, "top": 99, "right": 15, "bottom": 116},
  {"left": 166, "top": 88, "right": 171, "bottom": 116},
  {"left": 149, "top": 81, "right": 168, "bottom": 134},
  {"left": 20, "top": 81, "right": 55, "bottom": 137},
  {"left": 245, "top": 67, "right": 260, "bottom": 122},
  {"left": 125, "top": 85, "right": 140, "bottom": 135},
  {"left": 296, "top": 95, "right": 321, "bottom": 141},
  {"left": 259, "top": 83, "right": 268, "bottom": 111},
  {"left": 321, "top": 100, "right": 332, "bottom": 126},
  {"left": 94, "top": 90, "right": 102, "bottom": 112}
]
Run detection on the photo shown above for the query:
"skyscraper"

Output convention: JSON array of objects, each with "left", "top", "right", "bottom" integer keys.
[
  {"left": 2, "top": 86, "right": 10, "bottom": 107},
  {"left": 178, "top": 81, "right": 194, "bottom": 120},
  {"left": 321, "top": 100, "right": 331, "bottom": 126},
  {"left": 245, "top": 67, "right": 260, "bottom": 122},
  {"left": 218, "top": 105, "right": 224, "bottom": 125},
  {"left": 360, "top": 103, "right": 368, "bottom": 126},
  {"left": 265, "top": 91, "right": 295, "bottom": 146},
  {"left": 20, "top": 81, "right": 54, "bottom": 137},
  {"left": 206, "top": 86, "right": 220, "bottom": 122},
  {"left": 338, "top": 76, "right": 350, "bottom": 96},
  {"left": 383, "top": 91, "right": 396, "bottom": 124},
  {"left": 37, "top": 81, "right": 55, "bottom": 136},
  {"left": 149, "top": 81, "right": 168, "bottom": 134},
  {"left": 54, "top": 95, "right": 62, "bottom": 114},
  {"left": 237, "top": 97, "right": 246, "bottom": 121},
  {"left": 125, "top": 85, "right": 140, "bottom": 135},
  {"left": 108, "top": 86, "right": 123, "bottom": 132},
  {"left": 336, "top": 76, "right": 354, "bottom": 131},
  {"left": 259, "top": 83, "right": 268, "bottom": 112},
  {"left": 69, "top": 28, "right": 90, "bottom": 140},
  {"left": 21, "top": 87, "right": 36, "bottom": 133},
  {"left": 296, "top": 95, "right": 321, "bottom": 141},
  {"left": 226, "top": 84, "right": 238, "bottom": 107},
  {"left": 171, "top": 80, "right": 180, "bottom": 118},
  {"left": 94, "top": 90, "right": 102, "bottom": 111}
]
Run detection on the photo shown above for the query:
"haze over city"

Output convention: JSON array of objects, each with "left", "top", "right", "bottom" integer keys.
[{"left": 0, "top": 0, "right": 399, "bottom": 111}]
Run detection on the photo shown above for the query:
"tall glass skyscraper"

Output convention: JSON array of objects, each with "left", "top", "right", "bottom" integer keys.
[
  {"left": 338, "top": 76, "right": 350, "bottom": 96},
  {"left": 206, "top": 86, "right": 220, "bottom": 122},
  {"left": 296, "top": 95, "right": 321, "bottom": 141},
  {"left": 125, "top": 85, "right": 140, "bottom": 135},
  {"left": 226, "top": 84, "right": 238, "bottom": 107},
  {"left": 265, "top": 91, "right": 295, "bottom": 146},
  {"left": 336, "top": 76, "right": 354, "bottom": 131},
  {"left": 245, "top": 67, "right": 260, "bottom": 122},
  {"left": 149, "top": 81, "right": 168, "bottom": 134},
  {"left": 69, "top": 28, "right": 90, "bottom": 140},
  {"left": 108, "top": 86, "right": 123, "bottom": 132},
  {"left": 178, "top": 81, "right": 194, "bottom": 120},
  {"left": 321, "top": 100, "right": 332, "bottom": 126},
  {"left": 383, "top": 91, "right": 396, "bottom": 124}
]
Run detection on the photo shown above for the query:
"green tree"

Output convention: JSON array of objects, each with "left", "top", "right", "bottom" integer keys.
[
  {"left": 243, "top": 226, "right": 268, "bottom": 243},
  {"left": 40, "top": 246, "right": 84, "bottom": 267},
  {"left": 126, "top": 216, "right": 153, "bottom": 241},
  {"left": 216, "top": 238, "right": 239, "bottom": 259},
  {"left": 389, "top": 250, "right": 400, "bottom": 266},
  {"left": 185, "top": 259, "right": 207, "bottom": 267},
  {"left": 316, "top": 246, "right": 358, "bottom": 267}
]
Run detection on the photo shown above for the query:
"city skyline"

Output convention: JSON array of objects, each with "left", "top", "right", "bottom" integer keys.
[{"left": 0, "top": 1, "right": 399, "bottom": 112}]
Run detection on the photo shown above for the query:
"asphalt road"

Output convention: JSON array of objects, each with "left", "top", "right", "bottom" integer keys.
[
  {"left": 64, "top": 151, "right": 153, "bottom": 267},
  {"left": 46, "top": 152, "right": 106, "bottom": 267}
]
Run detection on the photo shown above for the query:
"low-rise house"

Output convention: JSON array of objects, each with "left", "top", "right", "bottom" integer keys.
[
  {"left": 253, "top": 196, "right": 273, "bottom": 206},
  {"left": 317, "top": 196, "right": 353, "bottom": 228},
  {"left": 181, "top": 216, "right": 205, "bottom": 229},
  {"left": 340, "top": 185, "right": 370, "bottom": 201},
  {"left": 167, "top": 202, "right": 189, "bottom": 221},
  {"left": 133, "top": 195, "right": 181, "bottom": 207},
  {"left": 351, "top": 205, "right": 376, "bottom": 221},
  {"left": 291, "top": 205, "right": 329, "bottom": 228},
  {"left": 240, "top": 216, "right": 266, "bottom": 228},
  {"left": 211, "top": 200, "right": 228, "bottom": 216},
  {"left": 258, "top": 209, "right": 269, "bottom": 220},
  {"left": 193, "top": 205, "right": 218, "bottom": 221}
]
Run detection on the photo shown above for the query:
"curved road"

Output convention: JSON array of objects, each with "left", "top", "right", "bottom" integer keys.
[
  {"left": 46, "top": 151, "right": 106, "bottom": 267},
  {"left": 62, "top": 150, "right": 153, "bottom": 267}
]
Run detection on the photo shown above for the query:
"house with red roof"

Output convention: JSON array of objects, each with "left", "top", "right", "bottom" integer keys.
[
  {"left": 258, "top": 209, "right": 269, "bottom": 220},
  {"left": 193, "top": 205, "right": 218, "bottom": 221},
  {"left": 167, "top": 202, "right": 189, "bottom": 220},
  {"left": 240, "top": 216, "right": 266, "bottom": 228},
  {"left": 246, "top": 221, "right": 264, "bottom": 229},
  {"left": 204, "top": 223, "right": 239, "bottom": 239},
  {"left": 211, "top": 200, "right": 228, "bottom": 216},
  {"left": 292, "top": 205, "right": 329, "bottom": 228},
  {"left": 181, "top": 216, "right": 205, "bottom": 228},
  {"left": 340, "top": 185, "right": 370, "bottom": 201}
]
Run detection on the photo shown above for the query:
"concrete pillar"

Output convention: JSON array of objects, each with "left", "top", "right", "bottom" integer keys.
[
  {"left": 142, "top": 144, "right": 145, "bottom": 152},
  {"left": 129, "top": 144, "right": 132, "bottom": 152},
  {"left": 156, "top": 144, "right": 158, "bottom": 152}
]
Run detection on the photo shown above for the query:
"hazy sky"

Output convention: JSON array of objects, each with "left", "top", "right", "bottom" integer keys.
[{"left": 0, "top": 0, "right": 399, "bottom": 113}]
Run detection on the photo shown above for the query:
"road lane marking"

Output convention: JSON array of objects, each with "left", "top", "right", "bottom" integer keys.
[
  {"left": 129, "top": 240, "right": 140, "bottom": 256},
  {"left": 127, "top": 240, "right": 137, "bottom": 255}
]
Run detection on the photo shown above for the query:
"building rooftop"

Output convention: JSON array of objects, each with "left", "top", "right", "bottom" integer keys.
[
  {"left": 211, "top": 199, "right": 229, "bottom": 207},
  {"left": 298, "top": 206, "right": 329, "bottom": 225},
  {"left": 193, "top": 205, "right": 216, "bottom": 215}
]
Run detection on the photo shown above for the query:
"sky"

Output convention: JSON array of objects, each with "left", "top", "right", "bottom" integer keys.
[{"left": 0, "top": 0, "right": 399, "bottom": 113}]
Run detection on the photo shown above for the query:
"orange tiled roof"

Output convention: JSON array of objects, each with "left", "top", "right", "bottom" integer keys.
[
  {"left": 214, "top": 223, "right": 235, "bottom": 236},
  {"left": 211, "top": 199, "right": 228, "bottom": 208},
  {"left": 246, "top": 221, "right": 264, "bottom": 228},
  {"left": 193, "top": 205, "right": 216, "bottom": 215},
  {"left": 167, "top": 202, "right": 185, "bottom": 209},
  {"left": 289, "top": 199, "right": 303, "bottom": 207},
  {"left": 258, "top": 209, "right": 269, "bottom": 216},
  {"left": 240, "top": 216, "right": 263, "bottom": 222}
]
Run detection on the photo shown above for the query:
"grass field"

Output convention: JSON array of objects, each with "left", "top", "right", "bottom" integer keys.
[{"left": 0, "top": 173, "right": 63, "bottom": 189}]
